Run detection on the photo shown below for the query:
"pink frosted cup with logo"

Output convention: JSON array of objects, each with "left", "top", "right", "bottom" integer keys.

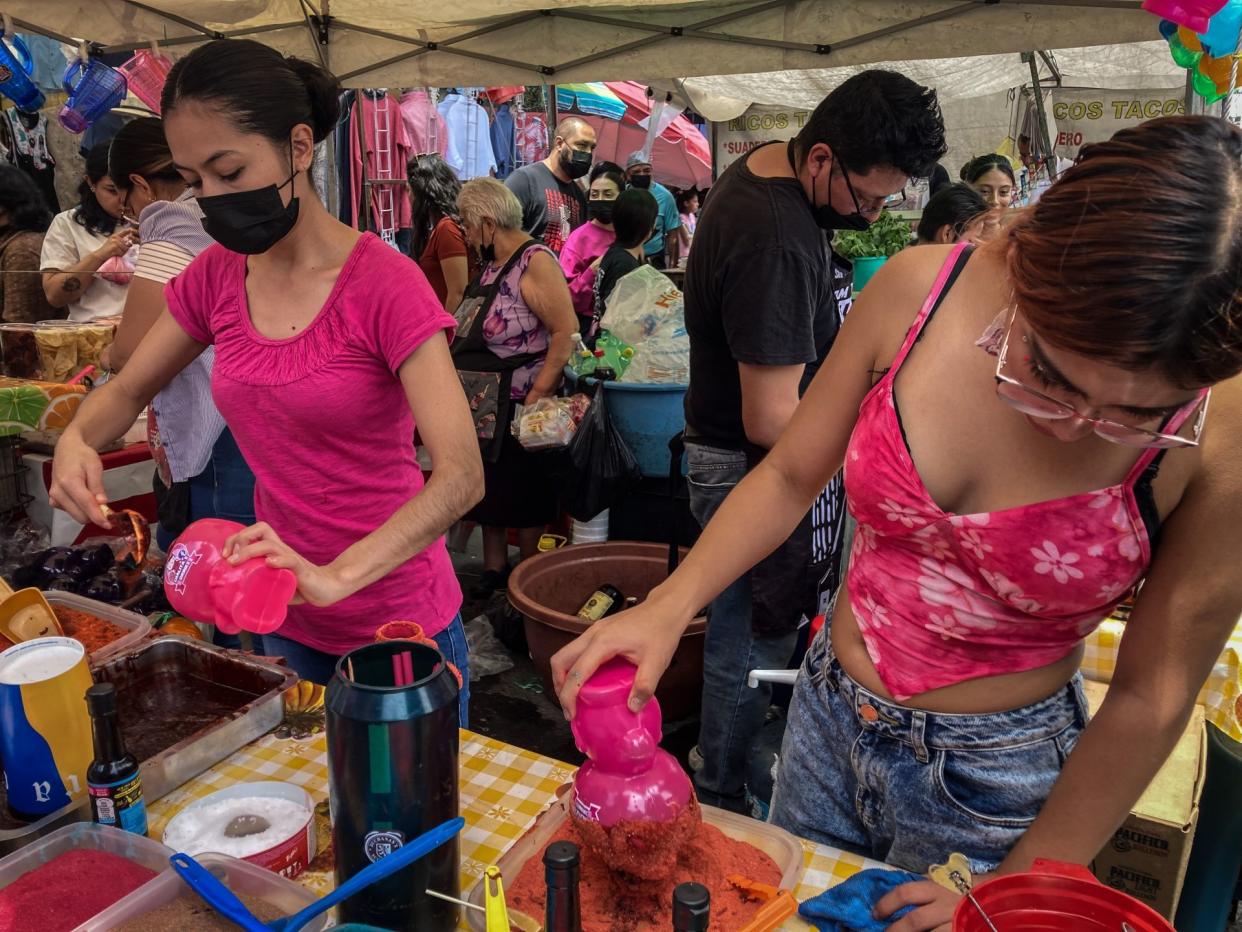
[
  {"left": 164, "top": 519, "right": 298, "bottom": 635},
  {"left": 569, "top": 658, "right": 692, "bottom": 827}
]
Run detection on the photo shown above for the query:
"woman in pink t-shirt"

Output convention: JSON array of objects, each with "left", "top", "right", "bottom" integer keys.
[
  {"left": 48, "top": 41, "right": 483, "bottom": 708},
  {"left": 558, "top": 164, "right": 623, "bottom": 330}
]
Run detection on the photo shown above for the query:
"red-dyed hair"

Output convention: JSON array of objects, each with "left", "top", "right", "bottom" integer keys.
[{"left": 1007, "top": 116, "right": 1242, "bottom": 389}]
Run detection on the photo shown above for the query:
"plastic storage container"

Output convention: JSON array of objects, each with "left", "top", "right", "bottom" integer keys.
[
  {"left": 43, "top": 592, "right": 151, "bottom": 665},
  {"left": 564, "top": 369, "right": 687, "bottom": 478},
  {"left": 162, "top": 781, "right": 315, "bottom": 879},
  {"left": 0, "top": 823, "right": 173, "bottom": 927},
  {"left": 80, "top": 851, "right": 328, "bottom": 931},
  {"left": 0, "top": 29, "right": 45, "bottom": 112},
  {"left": 464, "top": 790, "right": 803, "bottom": 930}
]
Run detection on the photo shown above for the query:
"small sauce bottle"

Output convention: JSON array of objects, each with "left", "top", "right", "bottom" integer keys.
[
  {"left": 673, "top": 882, "right": 711, "bottom": 931},
  {"left": 544, "top": 840, "right": 582, "bottom": 932},
  {"left": 85, "top": 683, "right": 147, "bottom": 835}
]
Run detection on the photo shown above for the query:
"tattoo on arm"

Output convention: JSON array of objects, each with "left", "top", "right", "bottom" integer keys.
[{"left": 61, "top": 276, "right": 82, "bottom": 293}]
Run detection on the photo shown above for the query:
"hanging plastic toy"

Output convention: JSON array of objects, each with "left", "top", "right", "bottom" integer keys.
[
  {"left": 0, "top": 24, "right": 45, "bottom": 113},
  {"left": 1197, "top": 0, "right": 1242, "bottom": 53},
  {"left": 1143, "top": 0, "right": 1227, "bottom": 31},
  {"left": 117, "top": 46, "right": 172, "bottom": 114},
  {"left": 59, "top": 53, "right": 128, "bottom": 134}
]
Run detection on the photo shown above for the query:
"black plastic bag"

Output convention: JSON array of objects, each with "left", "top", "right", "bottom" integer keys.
[{"left": 563, "top": 389, "right": 641, "bottom": 521}]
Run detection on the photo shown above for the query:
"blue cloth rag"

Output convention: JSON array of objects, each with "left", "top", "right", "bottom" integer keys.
[{"left": 799, "top": 868, "right": 923, "bottom": 931}]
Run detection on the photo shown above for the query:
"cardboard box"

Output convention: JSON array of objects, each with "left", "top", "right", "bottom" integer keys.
[
  {"left": 1084, "top": 679, "right": 1207, "bottom": 920},
  {"left": 0, "top": 377, "right": 87, "bottom": 436}
]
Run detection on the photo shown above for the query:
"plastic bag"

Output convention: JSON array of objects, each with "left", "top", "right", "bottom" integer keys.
[
  {"left": 563, "top": 389, "right": 641, "bottom": 521},
  {"left": 463, "top": 614, "right": 515, "bottom": 682},
  {"left": 599, "top": 265, "right": 683, "bottom": 346},
  {"left": 511, "top": 394, "right": 591, "bottom": 451},
  {"left": 619, "top": 319, "right": 689, "bottom": 384}
]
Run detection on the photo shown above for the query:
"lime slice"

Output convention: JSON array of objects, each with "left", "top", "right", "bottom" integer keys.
[{"left": 0, "top": 385, "right": 47, "bottom": 428}]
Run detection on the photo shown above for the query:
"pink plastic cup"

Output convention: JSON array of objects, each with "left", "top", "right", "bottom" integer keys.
[
  {"left": 569, "top": 659, "right": 692, "bottom": 826},
  {"left": 163, "top": 518, "right": 298, "bottom": 635}
]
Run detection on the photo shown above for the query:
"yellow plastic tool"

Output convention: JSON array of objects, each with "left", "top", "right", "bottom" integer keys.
[
  {"left": 729, "top": 874, "right": 798, "bottom": 932},
  {"left": 929, "top": 853, "right": 998, "bottom": 932},
  {"left": 484, "top": 865, "right": 521, "bottom": 932},
  {"left": 0, "top": 588, "right": 63, "bottom": 644}
]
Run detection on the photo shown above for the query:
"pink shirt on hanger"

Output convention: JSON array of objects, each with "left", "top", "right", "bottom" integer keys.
[
  {"left": 349, "top": 91, "right": 414, "bottom": 234},
  {"left": 399, "top": 90, "right": 449, "bottom": 158}
]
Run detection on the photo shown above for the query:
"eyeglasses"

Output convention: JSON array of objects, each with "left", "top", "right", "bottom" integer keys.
[
  {"left": 838, "top": 163, "right": 907, "bottom": 217},
  {"left": 994, "top": 311, "right": 1210, "bottom": 449}
]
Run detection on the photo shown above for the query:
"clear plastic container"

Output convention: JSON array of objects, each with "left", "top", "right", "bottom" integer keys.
[
  {"left": 0, "top": 823, "right": 173, "bottom": 928},
  {"left": 81, "top": 852, "right": 327, "bottom": 931},
  {"left": 44, "top": 592, "right": 151, "bottom": 665},
  {"left": 464, "top": 790, "right": 805, "bottom": 930}
]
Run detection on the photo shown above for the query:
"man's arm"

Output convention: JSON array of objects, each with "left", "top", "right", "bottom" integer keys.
[{"left": 738, "top": 362, "right": 804, "bottom": 449}]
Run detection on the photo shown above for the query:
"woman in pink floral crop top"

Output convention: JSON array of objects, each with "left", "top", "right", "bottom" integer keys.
[{"left": 554, "top": 117, "right": 1242, "bottom": 927}]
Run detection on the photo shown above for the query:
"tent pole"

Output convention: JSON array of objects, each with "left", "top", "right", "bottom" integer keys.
[
  {"left": 1024, "top": 51, "right": 1058, "bottom": 181},
  {"left": 546, "top": 83, "right": 558, "bottom": 144}
]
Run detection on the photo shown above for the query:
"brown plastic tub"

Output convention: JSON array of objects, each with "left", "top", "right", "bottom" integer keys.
[{"left": 507, "top": 541, "right": 706, "bottom": 721}]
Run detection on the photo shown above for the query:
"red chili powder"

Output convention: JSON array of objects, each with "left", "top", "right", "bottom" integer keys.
[
  {"left": 509, "top": 807, "right": 783, "bottom": 932},
  {"left": 54, "top": 608, "right": 127, "bottom": 654},
  {"left": 0, "top": 848, "right": 158, "bottom": 931}
]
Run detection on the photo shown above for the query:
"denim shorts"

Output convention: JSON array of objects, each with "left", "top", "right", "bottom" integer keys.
[{"left": 769, "top": 628, "right": 1088, "bottom": 874}]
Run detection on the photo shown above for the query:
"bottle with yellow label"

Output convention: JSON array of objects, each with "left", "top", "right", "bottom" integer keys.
[{"left": 576, "top": 585, "right": 623, "bottom": 622}]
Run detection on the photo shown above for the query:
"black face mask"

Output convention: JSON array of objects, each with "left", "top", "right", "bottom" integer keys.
[
  {"left": 788, "top": 140, "right": 870, "bottom": 232},
  {"left": 480, "top": 227, "right": 496, "bottom": 264},
  {"left": 198, "top": 152, "right": 299, "bottom": 255},
  {"left": 629, "top": 174, "right": 652, "bottom": 190},
  {"left": 560, "top": 147, "right": 593, "bottom": 179},
  {"left": 588, "top": 200, "right": 615, "bottom": 224}
]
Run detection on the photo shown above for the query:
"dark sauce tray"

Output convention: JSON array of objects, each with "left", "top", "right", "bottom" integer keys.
[{"left": 0, "top": 636, "right": 297, "bottom": 853}]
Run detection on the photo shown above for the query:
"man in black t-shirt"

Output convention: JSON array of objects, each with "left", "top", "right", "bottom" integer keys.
[
  {"left": 505, "top": 117, "right": 597, "bottom": 254},
  {"left": 682, "top": 70, "right": 946, "bottom": 815}
]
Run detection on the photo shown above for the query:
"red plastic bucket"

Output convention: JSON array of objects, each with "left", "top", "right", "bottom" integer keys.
[{"left": 953, "top": 860, "right": 1174, "bottom": 931}]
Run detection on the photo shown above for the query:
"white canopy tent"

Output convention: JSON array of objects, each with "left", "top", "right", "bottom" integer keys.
[
  {"left": 14, "top": 1, "right": 1157, "bottom": 89},
  {"left": 664, "top": 40, "right": 1186, "bottom": 173}
]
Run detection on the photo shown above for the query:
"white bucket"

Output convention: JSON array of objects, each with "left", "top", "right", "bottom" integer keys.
[{"left": 571, "top": 510, "right": 609, "bottom": 544}]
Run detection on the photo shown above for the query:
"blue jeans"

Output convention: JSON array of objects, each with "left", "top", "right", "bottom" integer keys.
[
  {"left": 686, "top": 441, "right": 799, "bottom": 813},
  {"left": 769, "top": 629, "right": 1089, "bottom": 873},
  {"left": 261, "top": 613, "right": 471, "bottom": 727}
]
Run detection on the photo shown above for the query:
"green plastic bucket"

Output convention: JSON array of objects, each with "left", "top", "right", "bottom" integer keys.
[{"left": 851, "top": 255, "right": 887, "bottom": 293}]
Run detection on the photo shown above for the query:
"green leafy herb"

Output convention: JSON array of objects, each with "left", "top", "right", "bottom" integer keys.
[{"left": 832, "top": 211, "right": 913, "bottom": 260}]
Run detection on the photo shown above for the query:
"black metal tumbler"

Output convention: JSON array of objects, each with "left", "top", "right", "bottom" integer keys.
[{"left": 326, "top": 640, "right": 460, "bottom": 930}]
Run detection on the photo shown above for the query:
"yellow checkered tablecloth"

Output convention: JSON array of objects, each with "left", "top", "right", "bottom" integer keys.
[
  {"left": 146, "top": 730, "right": 880, "bottom": 930},
  {"left": 1081, "top": 617, "right": 1242, "bottom": 741}
]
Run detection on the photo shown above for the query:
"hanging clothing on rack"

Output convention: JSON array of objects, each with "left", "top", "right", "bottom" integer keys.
[
  {"left": 349, "top": 90, "right": 413, "bottom": 247},
  {"left": 336, "top": 90, "right": 357, "bottom": 226},
  {"left": 0, "top": 108, "right": 58, "bottom": 213},
  {"left": 438, "top": 92, "right": 496, "bottom": 180},
  {"left": 490, "top": 102, "right": 517, "bottom": 180},
  {"left": 399, "top": 90, "right": 449, "bottom": 158},
  {"left": 514, "top": 111, "right": 549, "bottom": 169}
]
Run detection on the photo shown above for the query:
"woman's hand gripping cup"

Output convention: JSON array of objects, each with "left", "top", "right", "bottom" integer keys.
[{"left": 552, "top": 589, "right": 693, "bottom": 720}]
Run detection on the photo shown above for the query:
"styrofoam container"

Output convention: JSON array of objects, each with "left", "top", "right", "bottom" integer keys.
[
  {"left": 464, "top": 789, "right": 804, "bottom": 930},
  {"left": 162, "top": 781, "right": 316, "bottom": 880},
  {"left": 0, "top": 824, "right": 174, "bottom": 930},
  {"left": 43, "top": 592, "right": 151, "bottom": 666},
  {"left": 80, "top": 851, "right": 327, "bottom": 931}
]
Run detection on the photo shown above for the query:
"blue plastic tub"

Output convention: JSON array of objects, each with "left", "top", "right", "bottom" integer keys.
[{"left": 566, "top": 369, "right": 687, "bottom": 477}]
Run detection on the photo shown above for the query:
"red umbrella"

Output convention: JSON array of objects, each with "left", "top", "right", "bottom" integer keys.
[{"left": 560, "top": 81, "right": 711, "bottom": 190}]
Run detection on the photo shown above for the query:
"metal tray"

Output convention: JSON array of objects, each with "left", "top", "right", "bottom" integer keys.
[{"left": 0, "top": 636, "right": 296, "bottom": 854}]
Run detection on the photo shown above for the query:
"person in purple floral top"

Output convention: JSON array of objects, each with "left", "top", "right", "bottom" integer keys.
[{"left": 457, "top": 179, "right": 576, "bottom": 596}]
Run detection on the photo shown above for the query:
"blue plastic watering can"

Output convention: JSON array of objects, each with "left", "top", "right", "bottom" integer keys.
[{"left": 0, "top": 29, "right": 44, "bottom": 112}]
